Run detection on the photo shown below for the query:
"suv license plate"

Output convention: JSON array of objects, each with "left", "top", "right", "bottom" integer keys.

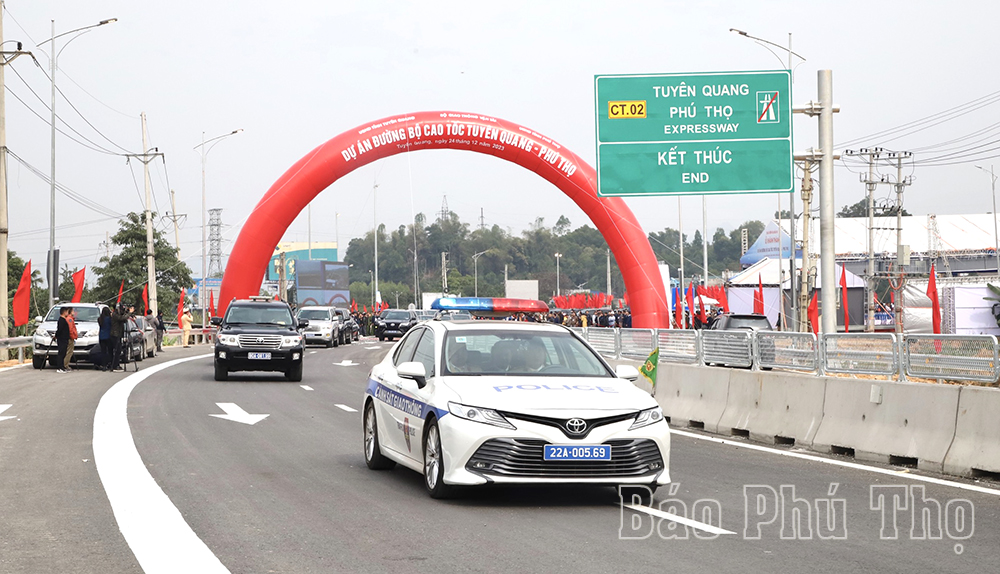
[
  {"left": 543, "top": 445, "right": 611, "bottom": 461},
  {"left": 248, "top": 352, "right": 271, "bottom": 360}
]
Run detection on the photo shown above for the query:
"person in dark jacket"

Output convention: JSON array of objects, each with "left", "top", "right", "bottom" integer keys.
[
  {"left": 110, "top": 304, "right": 134, "bottom": 372},
  {"left": 55, "top": 307, "right": 71, "bottom": 374},
  {"left": 98, "top": 307, "right": 113, "bottom": 371},
  {"left": 154, "top": 310, "right": 166, "bottom": 352}
]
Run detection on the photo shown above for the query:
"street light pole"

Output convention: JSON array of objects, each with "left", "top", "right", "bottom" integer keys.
[
  {"left": 38, "top": 17, "right": 116, "bottom": 309},
  {"left": 975, "top": 165, "right": 1000, "bottom": 278},
  {"left": 554, "top": 253, "right": 562, "bottom": 296},
  {"left": 472, "top": 250, "right": 488, "bottom": 296},
  {"left": 194, "top": 128, "right": 241, "bottom": 327}
]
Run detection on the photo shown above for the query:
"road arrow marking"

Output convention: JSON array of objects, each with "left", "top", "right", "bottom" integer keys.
[
  {"left": 210, "top": 402, "right": 269, "bottom": 425},
  {"left": 334, "top": 404, "right": 358, "bottom": 413},
  {"left": 0, "top": 404, "right": 15, "bottom": 422},
  {"left": 335, "top": 360, "right": 358, "bottom": 366},
  {"left": 300, "top": 385, "right": 314, "bottom": 391}
]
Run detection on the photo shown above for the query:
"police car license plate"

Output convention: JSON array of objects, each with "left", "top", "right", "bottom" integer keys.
[
  {"left": 248, "top": 352, "right": 271, "bottom": 360},
  {"left": 543, "top": 445, "right": 611, "bottom": 461}
]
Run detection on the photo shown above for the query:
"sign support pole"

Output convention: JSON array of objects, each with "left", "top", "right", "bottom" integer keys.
[{"left": 818, "top": 70, "right": 836, "bottom": 334}]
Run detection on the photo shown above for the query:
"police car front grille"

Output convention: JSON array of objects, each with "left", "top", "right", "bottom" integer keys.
[
  {"left": 238, "top": 334, "right": 282, "bottom": 349},
  {"left": 466, "top": 438, "right": 662, "bottom": 478}
]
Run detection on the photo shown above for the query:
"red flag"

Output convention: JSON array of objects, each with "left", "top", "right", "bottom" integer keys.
[
  {"left": 141, "top": 284, "right": 149, "bottom": 315},
  {"left": 807, "top": 291, "right": 820, "bottom": 336},
  {"left": 116, "top": 279, "right": 124, "bottom": 305},
  {"left": 71, "top": 267, "right": 86, "bottom": 303},
  {"left": 696, "top": 289, "right": 708, "bottom": 324},
  {"left": 351, "top": 299, "right": 357, "bottom": 312},
  {"left": 840, "top": 265, "right": 849, "bottom": 332},
  {"left": 177, "top": 288, "right": 186, "bottom": 325},
  {"left": 753, "top": 275, "right": 764, "bottom": 314},
  {"left": 718, "top": 286, "right": 730, "bottom": 313},
  {"left": 209, "top": 290, "right": 216, "bottom": 318},
  {"left": 927, "top": 263, "right": 941, "bottom": 335},
  {"left": 685, "top": 283, "right": 695, "bottom": 329},
  {"left": 674, "top": 287, "right": 683, "bottom": 329},
  {"left": 12, "top": 260, "right": 31, "bottom": 327},
  {"left": 363, "top": 304, "right": 368, "bottom": 313}
]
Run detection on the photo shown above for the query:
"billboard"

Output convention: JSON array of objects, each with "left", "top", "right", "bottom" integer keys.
[{"left": 295, "top": 259, "right": 350, "bottom": 308}]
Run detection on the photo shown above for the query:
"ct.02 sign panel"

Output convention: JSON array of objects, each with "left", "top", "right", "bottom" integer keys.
[{"left": 595, "top": 70, "right": 792, "bottom": 197}]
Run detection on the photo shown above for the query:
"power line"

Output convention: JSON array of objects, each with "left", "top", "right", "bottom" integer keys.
[{"left": 6, "top": 149, "right": 123, "bottom": 218}]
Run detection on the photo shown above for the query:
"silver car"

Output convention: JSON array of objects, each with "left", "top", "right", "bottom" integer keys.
[
  {"left": 32, "top": 303, "right": 107, "bottom": 369},
  {"left": 296, "top": 306, "right": 341, "bottom": 347}
]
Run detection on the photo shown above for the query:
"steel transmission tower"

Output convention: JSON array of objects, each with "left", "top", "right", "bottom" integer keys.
[{"left": 208, "top": 208, "right": 223, "bottom": 277}]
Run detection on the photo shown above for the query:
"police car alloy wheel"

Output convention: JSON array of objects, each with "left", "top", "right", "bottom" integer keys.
[
  {"left": 423, "top": 419, "right": 452, "bottom": 499},
  {"left": 364, "top": 402, "right": 395, "bottom": 470}
]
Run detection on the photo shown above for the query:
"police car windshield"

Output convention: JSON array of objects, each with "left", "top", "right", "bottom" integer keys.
[
  {"left": 442, "top": 330, "right": 613, "bottom": 377},
  {"left": 44, "top": 306, "right": 101, "bottom": 322},
  {"left": 225, "top": 305, "right": 295, "bottom": 326}
]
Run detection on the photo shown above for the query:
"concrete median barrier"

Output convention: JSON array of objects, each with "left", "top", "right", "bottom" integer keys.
[
  {"left": 943, "top": 386, "right": 1000, "bottom": 477},
  {"left": 719, "top": 369, "right": 826, "bottom": 447},
  {"left": 654, "top": 364, "right": 731, "bottom": 433},
  {"left": 812, "top": 378, "right": 960, "bottom": 472}
]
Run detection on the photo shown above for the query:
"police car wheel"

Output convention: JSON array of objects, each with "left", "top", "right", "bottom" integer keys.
[
  {"left": 423, "top": 419, "right": 453, "bottom": 499},
  {"left": 364, "top": 402, "right": 395, "bottom": 470}
]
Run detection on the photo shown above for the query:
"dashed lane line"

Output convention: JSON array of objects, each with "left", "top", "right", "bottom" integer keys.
[
  {"left": 334, "top": 404, "right": 358, "bottom": 413},
  {"left": 300, "top": 385, "right": 314, "bottom": 391}
]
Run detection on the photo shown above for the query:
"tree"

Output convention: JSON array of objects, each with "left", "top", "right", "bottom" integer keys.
[{"left": 92, "top": 212, "right": 193, "bottom": 313}]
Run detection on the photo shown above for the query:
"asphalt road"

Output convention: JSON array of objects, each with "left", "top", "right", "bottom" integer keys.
[{"left": 2, "top": 341, "right": 1000, "bottom": 573}]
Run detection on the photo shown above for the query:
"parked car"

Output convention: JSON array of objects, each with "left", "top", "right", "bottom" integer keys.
[
  {"left": 133, "top": 315, "right": 157, "bottom": 358},
  {"left": 334, "top": 308, "right": 359, "bottom": 343},
  {"left": 32, "top": 303, "right": 107, "bottom": 369},
  {"left": 297, "top": 306, "right": 341, "bottom": 347}
]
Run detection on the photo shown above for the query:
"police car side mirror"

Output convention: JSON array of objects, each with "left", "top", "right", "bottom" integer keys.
[
  {"left": 615, "top": 364, "right": 640, "bottom": 382},
  {"left": 210, "top": 317, "right": 222, "bottom": 326},
  {"left": 398, "top": 361, "right": 427, "bottom": 388}
]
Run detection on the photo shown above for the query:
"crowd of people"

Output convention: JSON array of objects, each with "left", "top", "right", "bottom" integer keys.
[{"left": 52, "top": 303, "right": 170, "bottom": 374}]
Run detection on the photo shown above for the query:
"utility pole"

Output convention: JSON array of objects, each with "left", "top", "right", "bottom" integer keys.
[
  {"left": 278, "top": 252, "right": 287, "bottom": 301},
  {"left": 167, "top": 189, "right": 183, "bottom": 255},
  {"left": 140, "top": 113, "right": 159, "bottom": 316},
  {"left": 606, "top": 249, "right": 611, "bottom": 296},
  {"left": 817, "top": 71, "right": 837, "bottom": 334},
  {"left": 797, "top": 160, "right": 815, "bottom": 330},
  {"left": 0, "top": 10, "right": 30, "bottom": 340},
  {"left": 702, "top": 196, "right": 709, "bottom": 287},
  {"left": 441, "top": 251, "right": 448, "bottom": 292},
  {"left": 373, "top": 182, "right": 379, "bottom": 305},
  {"left": 890, "top": 152, "right": 913, "bottom": 338},
  {"left": 678, "top": 197, "right": 685, "bottom": 290}
]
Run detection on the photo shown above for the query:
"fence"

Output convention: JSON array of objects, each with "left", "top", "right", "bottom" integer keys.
[{"left": 573, "top": 327, "right": 1000, "bottom": 384}]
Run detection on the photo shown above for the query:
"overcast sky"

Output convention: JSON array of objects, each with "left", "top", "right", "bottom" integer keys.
[{"left": 4, "top": 0, "right": 999, "bottom": 282}]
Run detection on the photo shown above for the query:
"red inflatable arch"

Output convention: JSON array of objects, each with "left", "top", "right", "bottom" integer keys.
[{"left": 219, "top": 111, "right": 670, "bottom": 328}]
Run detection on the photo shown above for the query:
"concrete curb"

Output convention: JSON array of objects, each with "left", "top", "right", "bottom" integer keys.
[
  {"left": 653, "top": 363, "right": 730, "bottom": 433},
  {"left": 944, "top": 386, "right": 1000, "bottom": 476},
  {"left": 719, "top": 369, "right": 825, "bottom": 447}
]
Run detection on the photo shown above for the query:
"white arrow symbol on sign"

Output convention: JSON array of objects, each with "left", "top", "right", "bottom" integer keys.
[
  {"left": 335, "top": 360, "right": 358, "bottom": 366},
  {"left": 210, "top": 403, "right": 269, "bottom": 425},
  {"left": 0, "top": 404, "right": 15, "bottom": 422}
]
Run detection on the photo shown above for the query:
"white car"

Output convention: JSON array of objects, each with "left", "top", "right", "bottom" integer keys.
[{"left": 361, "top": 302, "right": 670, "bottom": 499}]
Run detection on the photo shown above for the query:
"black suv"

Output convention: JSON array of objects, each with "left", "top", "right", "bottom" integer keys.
[
  {"left": 334, "top": 308, "right": 360, "bottom": 343},
  {"left": 211, "top": 298, "right": 307, "bottom": 381},
  {"left": 374, "top": 309, "right": 418, "bottom": 341}
]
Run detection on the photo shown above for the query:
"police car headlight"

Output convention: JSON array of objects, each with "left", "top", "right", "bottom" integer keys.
[
  {"left": 448, "top": 402, "right": 515, "bottom": 430},
  {"left": 281, "top": 335, "right": 303, "bottom": 347},
  {"left": 629, "top": 407, "right": 664, "bottom": 430}
]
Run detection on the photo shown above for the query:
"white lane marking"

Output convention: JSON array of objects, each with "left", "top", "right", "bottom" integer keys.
[
  {"left": 335, "top": 360, "right": 358, "bottom": 366},
  {"left": 671, "top": 428, "right": 1000, "bottom": 497},
  {"left": 300, "top": 385, "right": 314, "bottom": 391},
  {"left": 93, "top": 354, "right": 230, "bottom": 573},
  {"left": 624, "top": 503, "right": 735, "bottom": 535},
  {"left": 365, "top": 346, "right": 380, "bottom": 350},
  {"left": 209, "top": 403, "right": 269, "bottom": 425},
  {"left": 334, "top": 404, "right": 358, "bottom": 413},
  {"left": 309, "top": 351, "right": 317, "bottom": 355},
  {"left": 0, "top": 404, "right": 15, "bottom": 422}
]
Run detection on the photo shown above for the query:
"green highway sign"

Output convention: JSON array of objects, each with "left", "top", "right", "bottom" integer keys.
[{"left": 594, "top": 70, "right": 793, "bottom": 197}]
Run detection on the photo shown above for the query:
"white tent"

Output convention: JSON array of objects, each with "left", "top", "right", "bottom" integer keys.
[{"left": 729, "top": 258, "right": 864, "bottom": 287}]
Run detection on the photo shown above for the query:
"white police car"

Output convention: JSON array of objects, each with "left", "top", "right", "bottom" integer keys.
[{"left": 362, "top": 297, "right": 670, "bottom": 499}]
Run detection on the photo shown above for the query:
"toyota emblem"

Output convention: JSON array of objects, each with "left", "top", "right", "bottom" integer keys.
[
  {"left": 566, "top": 418, "right": 587, "bottom": 434},
  {"left": 256, "top": 337, "right": 264, "bottom": 344}
]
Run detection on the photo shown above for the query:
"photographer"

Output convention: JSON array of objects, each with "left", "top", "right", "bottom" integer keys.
[{"left": 110, "top": 303, "right": 135, "bottom": 372}]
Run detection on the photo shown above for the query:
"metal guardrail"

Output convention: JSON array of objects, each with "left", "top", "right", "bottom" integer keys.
[
  {"left": 0, "top": 336, "right": 35, "bottom": 363},
  {"left": 757, "top": 332, "right": 819, "bottom": 372},
  {"left": 656, "top": 330, "right": 700, "bottom": 364},
  {"left": 585, "top": 328, "right": 618, "bottom": 360},
  {"left": 822, "top": 333, "right": 898, "bottom": 376},
  {"left": 619, "top": 328, "right": 655, "bottom": 360},
  {"left": 701, "top": 330, "right": 753, "bottom": 368},
  {"left": 905, "top": 334, "right": 1000, "bottom": 383}
]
